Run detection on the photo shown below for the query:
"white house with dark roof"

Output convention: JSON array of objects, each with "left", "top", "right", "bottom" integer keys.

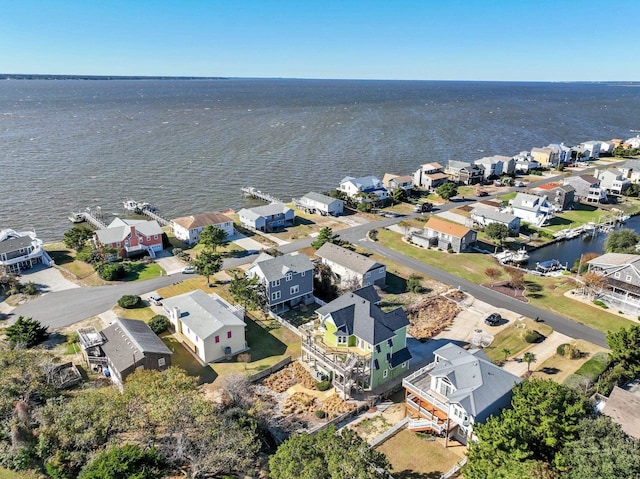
[
  {"left": 403, "top": 343, "right": 522, "bottom": 445},
  {"left": 301, "top": 286, "right": 411, "bottom": 397},
  {"left": 94, "top": 218, "right": 164, "bottom": 258},
  {"left": 315, "top": 242, "right": 386, "bottom": 288},
  {"left": 171, "top": 211, "right": 234, "bottom": 245},
  {"left": 338, "top": 175, "right": 388, "bottom": 202},
  {"left": 470, "top": 206, "right": 520, "bottom": 234},
  {"left": 510, "top": 193, "right": 553, "bottom": 226},
  {"left": 237, "top": 202, "right": 294, "bottom": 232},
  {"left": 100, "top": 318, "right": 173, "bottom": 388},
  {"left": 296, "top": 192, "right": 344, "bottom": 216},
  {"left": 0, "top": 228, "right": 53, "bottom": 274},
  {"left": 162, "top": 290, "right": 247, "bottom": 363},
  {"left": 247, "top": 252, "right": 314, "bottom": 312},
  {"left": 563, "top": 175, "right": 608, "bottom": 202}
]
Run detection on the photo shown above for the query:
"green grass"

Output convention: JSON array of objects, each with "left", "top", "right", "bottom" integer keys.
[
  {"left": 122, "top": 262, "right": 164, "bottom": 282},
  {"left": 572, "top": 351, "right": 610, "bottom": 379},
  {"left": 378, "top": 229, "right": 635, "bottom": 333},
  {"left": 113, "top": 305, "right": 157, "bottom": 321},
  {"left": 496, "top": 192, "right": 517, "bottom": 202},
  {"left": 483, "top": 319, "right": 553, "bottom": 362},
  {"left": 160, "top": 332, "right": 217, "bottom": 384}
]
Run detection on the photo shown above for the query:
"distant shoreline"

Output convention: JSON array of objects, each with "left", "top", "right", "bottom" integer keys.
[{"left": 0, "top": 74, "right": 228, "bottom": 81}]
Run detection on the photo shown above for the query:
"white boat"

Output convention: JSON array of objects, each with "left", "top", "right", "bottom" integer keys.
[
  {"left": 620, "top": 215, "right": 631, "bottom": 223},
  {"left": 494, "top": 248, "right": 529, "bottom": 264},
  {"left": 68, "top": 212, "right": 84, "bottom": 223},
  {"left": 123, "top": 200, "right": 154, "bottom": 212}
]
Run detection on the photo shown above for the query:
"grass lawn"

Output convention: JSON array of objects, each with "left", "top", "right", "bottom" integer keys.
[
  {"left": 377, "top": 229, "right": 635, "bottom": 333},
  {"left": 496, "top": 192, "right": 517, "bottom": 202},
  {"left": 113, "top": 305, "right": 157, "bottom": 322},
  {"left": 45, "top": 243, "right": 105, "bottom": 286},
  {"left": 122, "top": 262, "right": 164, "bottom": 282},
  {"left": 483, "top": 318, "right": 554, "bottom": 362},
  {"left": 160, "top": 332, "right": 217, "bottom": 384},
  {"left": 0, "top": 467, "right": 40, "bottom": 479},
  {"left": 375, "top": 429, "right": 465, "bottom": 479},
  {"left": 156, "top": 276, "right": 217, "bottom": 298},
  {"left": 564, "top": 350, "right": 611, "bottom": 390},
  {"left": 532, "top": 340, "right": 608, "bottom": 384}
]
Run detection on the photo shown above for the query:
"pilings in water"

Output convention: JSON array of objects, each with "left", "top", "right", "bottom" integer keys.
[{"left": 241, "top": 186, "right": 283, "bottom": 204}]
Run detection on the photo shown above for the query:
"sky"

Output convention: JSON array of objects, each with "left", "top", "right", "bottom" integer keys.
[{"left": 1, "top": 0, "right": 639, "bottom": 81}]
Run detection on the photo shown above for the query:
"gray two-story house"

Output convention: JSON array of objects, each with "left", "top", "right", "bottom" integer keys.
[
  {"left": 238, "top": 202, "right": 295, "bottom": 232},
  {"left": 247, "top": 252, "right": 315, "bottom": 312}
]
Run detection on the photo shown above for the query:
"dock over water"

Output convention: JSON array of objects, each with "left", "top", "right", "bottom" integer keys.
[{"left": 241, "top": 186, "right": 283, "bottom": 204}]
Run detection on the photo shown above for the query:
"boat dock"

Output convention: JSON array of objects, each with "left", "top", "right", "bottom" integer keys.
[
  {"left": 241, "top": 186, "right": 283, "bottom": 204},
  {"left": 68, "top": 207, "right": 108, "bottom": 229},
  {"left": 123, "top": 200, "right": 171, "bottom": 226}
]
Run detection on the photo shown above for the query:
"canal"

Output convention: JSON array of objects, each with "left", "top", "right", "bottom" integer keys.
[{"left": 526, "top": 215, "right": 640, "bottom": 269}]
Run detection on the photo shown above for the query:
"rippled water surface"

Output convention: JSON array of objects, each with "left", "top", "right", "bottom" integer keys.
[{"left": 2, "top": 79, "right": 640, "bottom": 241}]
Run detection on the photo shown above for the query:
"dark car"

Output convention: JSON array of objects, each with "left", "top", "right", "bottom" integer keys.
[{"left": 485, "top": 313, "right": 502, "bottom": 326}]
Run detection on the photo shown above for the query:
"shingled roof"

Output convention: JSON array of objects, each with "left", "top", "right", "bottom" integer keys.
[
  {"left": 316, "top": 242, "right": 384, "bottom": 275},
  {"left": 172, "top": 211, "right": 232, "bottom": 230}
]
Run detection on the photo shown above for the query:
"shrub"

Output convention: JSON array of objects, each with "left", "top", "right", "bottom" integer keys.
[
  {"left": 118, "top": 295, "right": 142, "bottom": 309},
  {"left": 97, "top": 262, "right": 125, "bottom": 281},
  {"left": 407, "top": 274, "right": 423, "bottom": 293},
  {"left": 593, "top": 299, "right": 609, "bottom": 309},
  {"left": 315, "top": 410, "right": 327, "bottom": 419},
  {"left": 369, "top": 229, "right": 379, "bottom": 241},
  {"left": 523, "top": 329, "right": 543, "bottom": 343},
  {"left": 557, "top": 343, "right": 581, "bottom": 359},
  {"left": 22, "top": 281, "right": 38, "bottom": 295},
  {"left": 148, "top": 315, "right": 169, "bottom": 334},
  {"left": 5, "top": 316, "right": 49, "bottom": 348},
  {"left": 316, "top": 380, "right": 331, "bottom": 391},
  {"left": 66, "top": 331, "right": 79, "bottom": 344}
]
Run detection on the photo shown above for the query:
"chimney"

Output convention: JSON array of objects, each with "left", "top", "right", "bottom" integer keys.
[{"left": 171, "top": 307, "right": 181, "bottom": 322}]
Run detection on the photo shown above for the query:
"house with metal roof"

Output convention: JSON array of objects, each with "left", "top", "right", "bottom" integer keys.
[
  {"left": 0, "top": 228, "right": 53, "bottom": 274},
  {"left": 403, "top": 343, "right": 522, "bottom": 445},
  {"left": 315, "top": 242, "right": 386, "bottom": 288},
  {"left": 247, "top": 252, "right": 314, "bottom": 312},
  {"left": 171, "top": 211, "right": 234, "bottom": 245},
  {"left": 100, "top": 318, "right": 173, "bottom": 387},
  {"left": 470, "top": 206, "right": 520, "bottom": 234},
  {"left": 410, "top": 217, "right": 477, "bottom": 253},
  {"left": 510, "top": 193, "right": 553, "bottom": 226},
  {"left": 301, "top": 286, "right": 412, "bottom": 398},
  {"left": 94, "top": 217, "right": 164, "bottom": 258},
  {"left": 237, "top": 202, "right": 294, "bottom": 232},
  {"left": 162, "top": 290, "right": 247, "bottom": 363},
  {"left": 296, "top": 192, "right": 344, "bottom": 216}
]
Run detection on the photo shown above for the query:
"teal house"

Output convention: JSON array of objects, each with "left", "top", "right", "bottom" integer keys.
[{"left": 301, "top": 286, "right": 411, "bottom": 398}]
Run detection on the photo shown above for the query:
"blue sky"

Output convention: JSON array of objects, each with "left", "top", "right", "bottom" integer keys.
[{"left": 2, "top": 1, "right": 638, "bottom": 81}]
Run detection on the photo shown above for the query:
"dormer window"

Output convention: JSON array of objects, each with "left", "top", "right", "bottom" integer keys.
[{"left": 285, "top": 272, "right": 293, "bottom": 282}]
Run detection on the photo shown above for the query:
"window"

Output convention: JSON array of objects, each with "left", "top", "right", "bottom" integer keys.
[
  {"left": 375, "top": 344, "right": 381, "bottom": 353},
  {"left": 438, "top": 378, "right": 453, "bottom": 397},
  {"left": 215, "top": 335, "right": 220, "bottom": 343},
  {"left": 117, "top": 242, "right": 121, "bottom": 247},
  {"left": 337, "top": 336, "right": 347, "bottom": 345},
  {"left": 272, "top": 279, "right": 280, "bottom": 287},
  {"left": 154, "top": 234, "right": 158, "bottom": 239},
  {"left": 290, "top": 285, "right": 299, "bottom": 295},
  {"left": 615, "top": 272, "right": 621, "bottom": 278},
  {"left": 301, "top": 271, "right": 305, "bottom": 277},
  {"left": 158, "top": 357, "right": 166, "bottom": 367},
  {"left": 365, "top": 271, "right": 371, "bottom": 278},
  {"left": 387, "top": 339, "right": 393, "bottom": 348},
  {"left": 146, "top": 236, "right": 151, "bottom": 241},
  {"left": 626, "top": 275, "right": 633, "bottom": 282},
  {"left": 227, "top": 331, "right": 232, "bottom": 339},
  {"left": 272, "top": 291, "right": 281, "bottom": 301},
  {"left": 401, "top": 361, "right": 407, "bottom": 368},
  {"left": 285, "top": 272, "right": 293, "bottom": 281},
  {"left": 378, "top": 267, "right": 385, "bottom": 274},
  {"left": 383, "top": 369, "right": 388, "bottom": 378}
]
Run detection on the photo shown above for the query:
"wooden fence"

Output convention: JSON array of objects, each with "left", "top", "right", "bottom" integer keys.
[{"left": 247, "top": 356, "right": 292, "bottom": 383}]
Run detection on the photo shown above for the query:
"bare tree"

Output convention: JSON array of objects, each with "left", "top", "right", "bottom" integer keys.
[{"left": 484, "top": 267, "right": 502, "bottom": 287}]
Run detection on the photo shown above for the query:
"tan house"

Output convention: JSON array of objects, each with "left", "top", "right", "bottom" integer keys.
[
  {"left": 530, "top": 146, "right": 557, "bottom": 166},
  {"left": 410, "top": 217, "right": 477, "bottom": 253},
  {"left": 171, "top": 211, "right": 235, "bottom": 245},
  {"left": 382, "top": 173, "right": 414, "bottom": 192}
]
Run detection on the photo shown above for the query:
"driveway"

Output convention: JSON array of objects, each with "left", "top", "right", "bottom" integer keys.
[
  {"left": 19, "top": 263, "right": 80, "bottom": 294},
  {"left": 154, "top": 250, "right": 186, "bottom": 275},
  {"left": 503, "top": 331, "right": 571, "bottom": 377}
]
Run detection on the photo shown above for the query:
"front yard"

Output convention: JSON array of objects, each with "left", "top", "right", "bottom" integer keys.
[{"left": 483, "top": 318, "right": 553, "bottom": 363}]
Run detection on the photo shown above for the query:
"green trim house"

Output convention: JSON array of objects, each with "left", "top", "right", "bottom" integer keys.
[{"left": 301, "top": 286, "right": 411, "bottom": 398}]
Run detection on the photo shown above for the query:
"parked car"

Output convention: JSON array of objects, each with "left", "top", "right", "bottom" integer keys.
[
  {"left": 148, "top": 294, "right": 163, "bottom": 306},
  {"left": 476, "top": 190, "right": 488, "bottom": 197},
  {"left": 413, "top": 202, "right": 433, "bottom": 213},
  {"left": 485, "top": 312, "right": 502, "bottom": 326},
  {"left": 515, "top": 181, "right": 525, "bottom": 187},
  {"left": 182, "top": 265, "right": 195, "bottom": 274}
]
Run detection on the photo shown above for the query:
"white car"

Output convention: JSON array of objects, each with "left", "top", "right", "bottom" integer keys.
[{"left": 182, "top": 265, "right": 195, "bottom": 274}]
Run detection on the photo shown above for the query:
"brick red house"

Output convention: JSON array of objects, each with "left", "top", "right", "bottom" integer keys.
[{"left": 94, "top": 218, "right": 164, "bottom": 258}]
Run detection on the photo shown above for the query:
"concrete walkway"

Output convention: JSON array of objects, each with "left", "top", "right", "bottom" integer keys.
[
  {"left": 229, "top": 233, "right": 267, "bottom": 252},
  {"left": 502, "top": 331, "right": 571, "bottom": 377}
]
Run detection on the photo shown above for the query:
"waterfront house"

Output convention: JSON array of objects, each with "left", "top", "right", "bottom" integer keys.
[
  {"left": 530, "top": 146, "right": 557, "bottom": 167},
  {"left": 237, "top": 202, "right": 294, "bottom": 232},
  {"left": 382, "top": 173, "right": 414, "bottom": 193},
  {"left": 413, "top": 162, "right": 449, "bottom": 190},
  {"left": 338, "top": 176, "right": 388, "bottom": 202},
  {"left": 296, "top": 192, "right": 344, "bottom": 216},
  {"left": 162, "top": 290, "right": 247, "bottom": 363},
  {"left": 0, "top": 228, "right": 53, "bottom": 274},
  {"left": 301, "top": 286, "right": 411, "bottom": 398},
  {"left": 563, "top": 175, "right": 608, "bottom": 203},
  {"left": 599, "top": 141, "right": 616, "bottom": 156},
  {"left": 474, "top": 155, "right": 515, "bottom": 180},
  {"left": 600, "top": 386, "right": 640, "bottom": 439},
  {"left": 530, "top": 183, "right": 576, "bottom": 211},
  {"left": 315, "top": 242, "right": 386, "bottom": 288},
  {"left": 447, "top": 161, "right": 484, "bottom": 185},
  {"left": 99, "top": 318, "right": 173, "bottom": 388},
  {"left": 546, "top": 143, "right": 574, "bottom": 164},
  {"left": 470, "top": 206, "right": 520, "bottom": 234},
  {"left": 586, "top": 253, "right": 640, "bottom": 314},
  {"left": 510, "top": 193, "right": 553, "bottom": 226},
  {"left": 94, "top": 218, "right": 164, "bottom": 258},
  {"left": 247, "top": 252, "right": 314, "bottom": 312},
  {"left": 513, "top": 152, "right": 540, "bottom": 173},
  {"left": 403, "top": 343, "right": 521, "bottom": 445},
  {"left": 171, "top": 211, "right": 234, "bottom": 246},
  {"left": 624, "top": 135, "right": 640, "bottom": 149},
  {"left": 410, "top": 217, "right": 477, "bottom": 253},
  {"left": 577, "top": 140, "right": 601, "bottom": 159},
  {"left": 594, "top": 168, "right": 631, "bottom": 195}
]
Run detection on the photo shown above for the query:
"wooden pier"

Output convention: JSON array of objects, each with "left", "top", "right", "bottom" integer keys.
[
  {"left": 123, "top": 200, "right": 171, "bottom": 226},
  {"left": 241, "top": 186, "right": 283, "bottom": 204},
  {"left": 69, "top": 207, "right": 107, "bottom": 229},
  {"left": 137, "top": 208, "right": 171, "bottom": 227}
]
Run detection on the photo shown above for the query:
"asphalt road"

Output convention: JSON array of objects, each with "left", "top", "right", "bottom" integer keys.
[{"left": 11, "top": 273, "right": 191, "bottom": 329}]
